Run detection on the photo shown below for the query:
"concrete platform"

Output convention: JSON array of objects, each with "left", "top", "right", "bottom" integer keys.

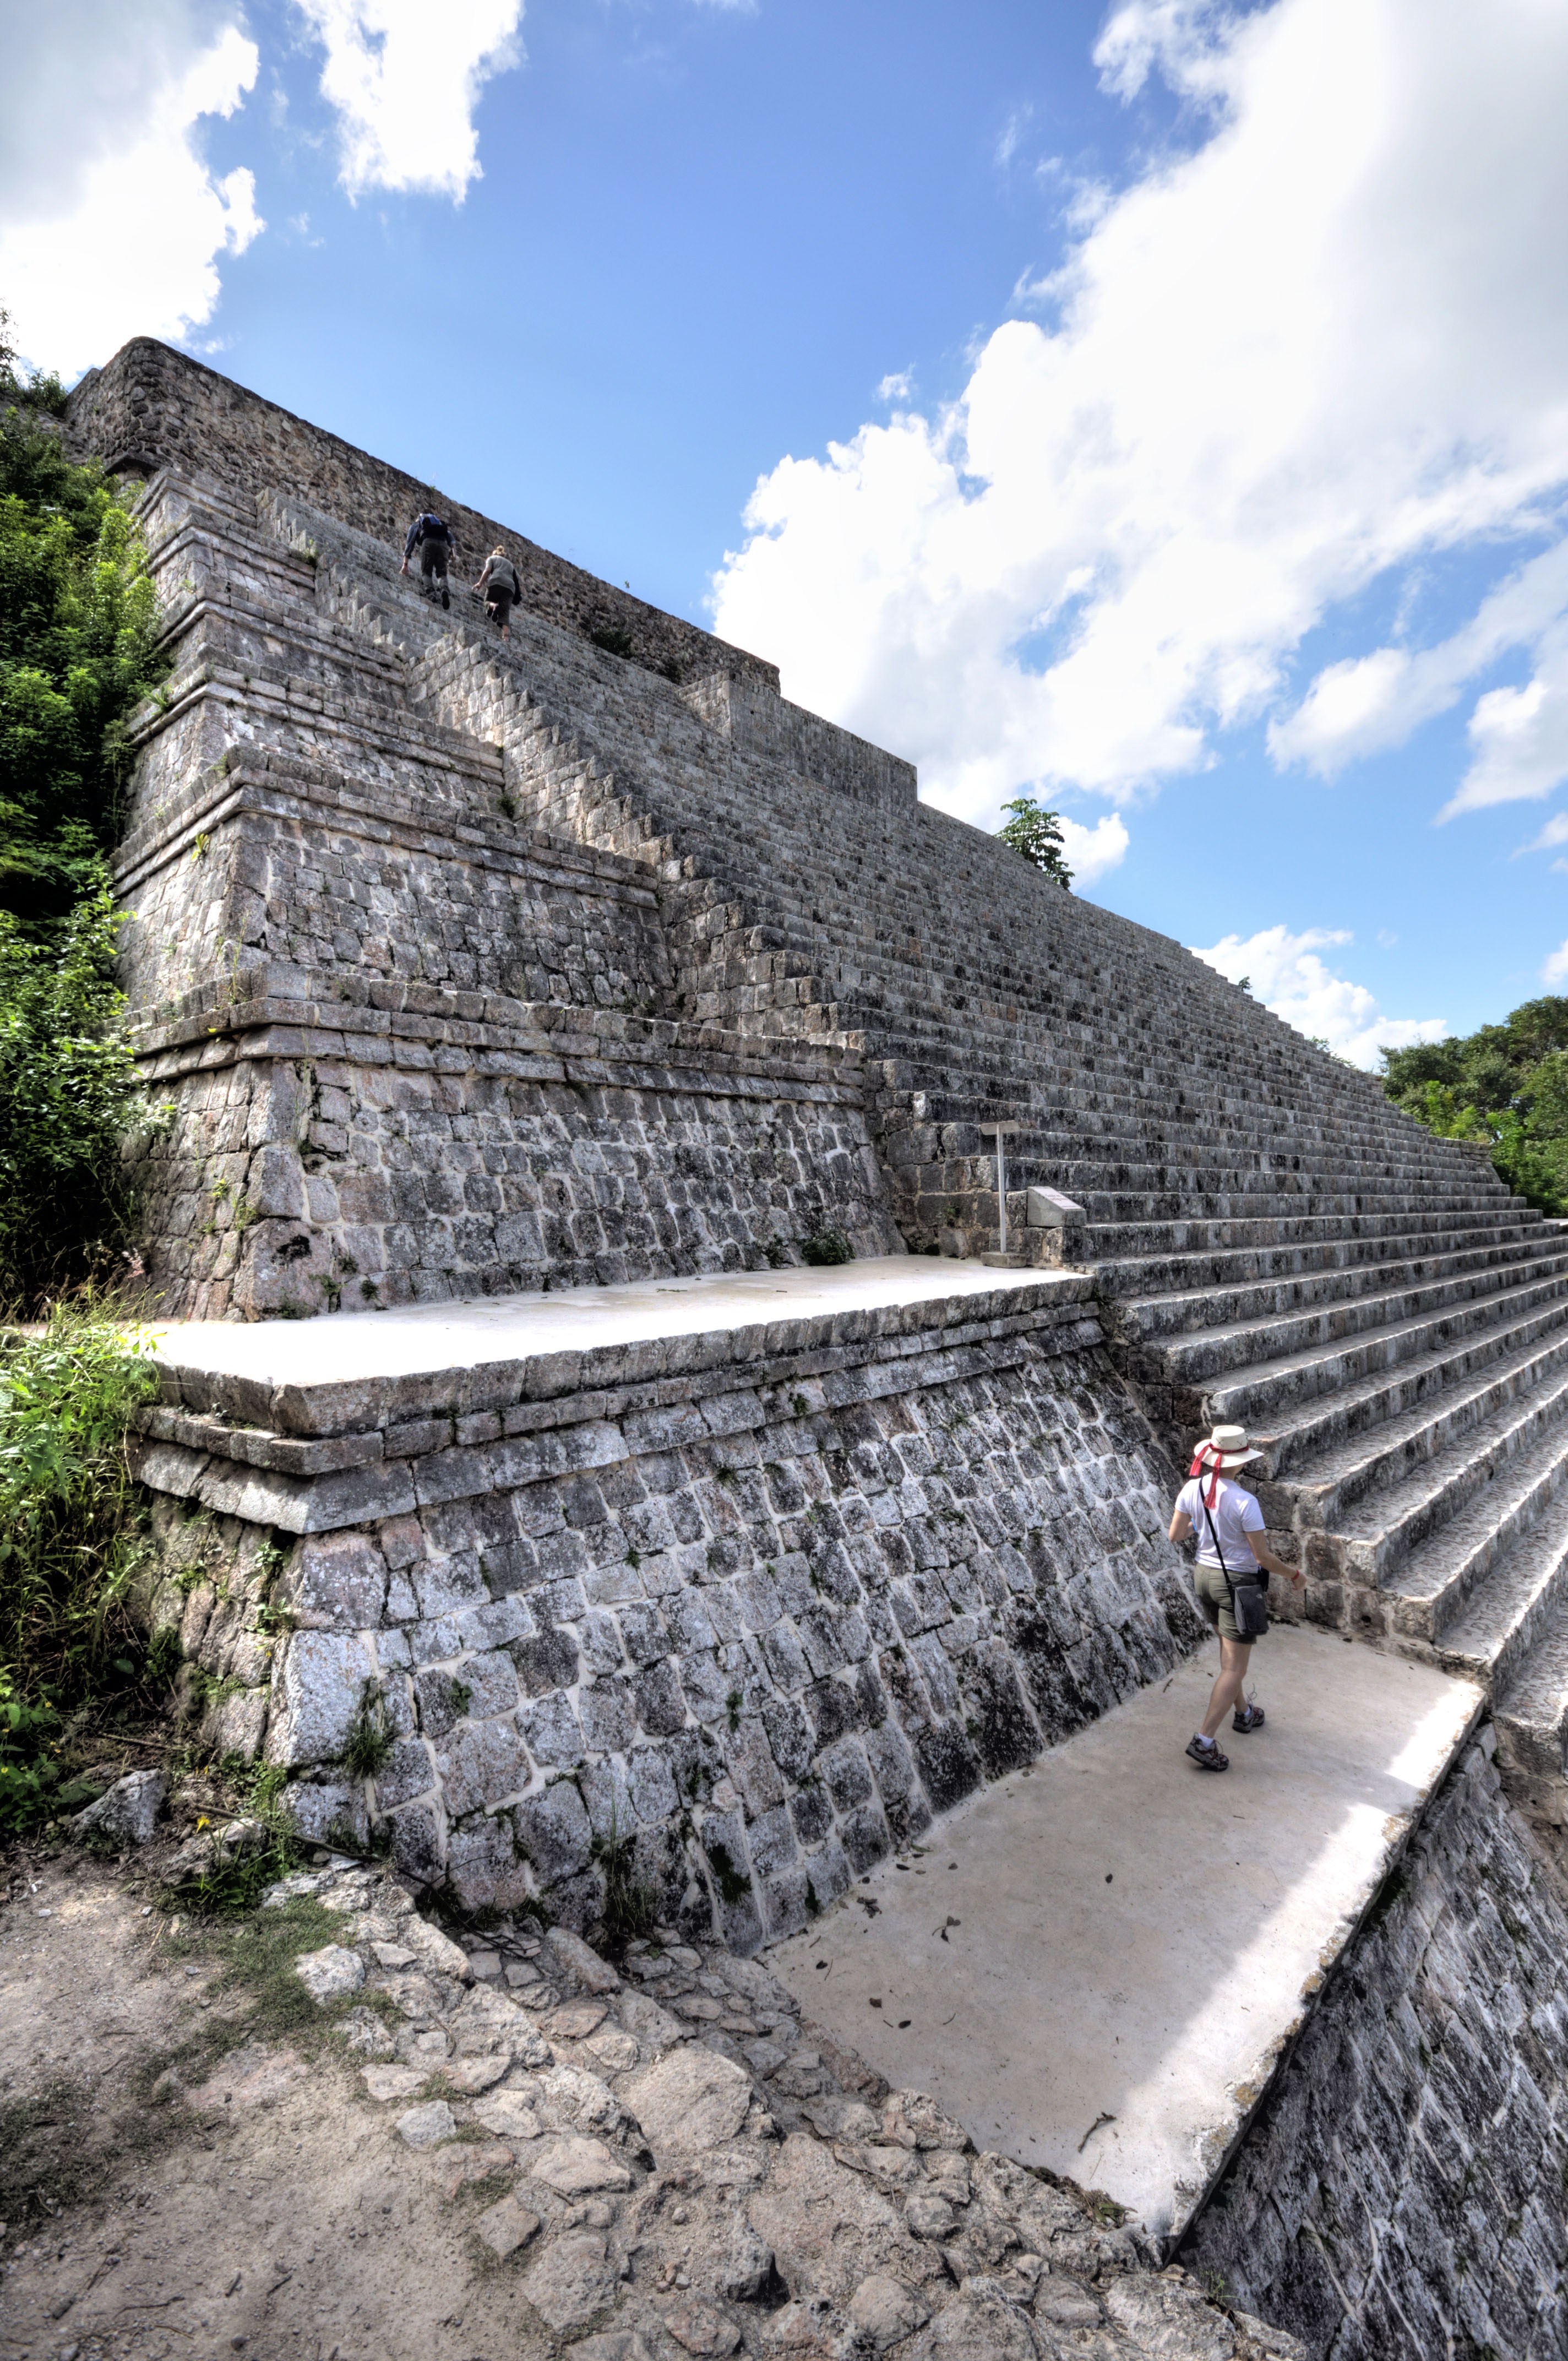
[
  {"left": 147, "top": 1254, "right": 1069, "bottom": 1394},
  {"left": 767, "top": 1625, "right": 1482, "bottom": 2245}
]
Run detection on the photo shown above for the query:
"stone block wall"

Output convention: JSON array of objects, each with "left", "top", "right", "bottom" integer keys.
[
  {"left": 129, "top": 1003, "right": 890, "bottom": 1318},
  {"left": 1183, "top": 1732, "right": 1568, "bottom": 2360},
  {"left": 132, "top": 1283, "right": 1205, "bottom": 1941},
  {"left": 67, "top": 339, "right": 777, "bottom": 694}
]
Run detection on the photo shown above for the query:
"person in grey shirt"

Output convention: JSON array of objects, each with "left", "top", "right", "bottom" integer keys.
[{"left": 474, "top": 546, "right": 522, "bottom": 641}]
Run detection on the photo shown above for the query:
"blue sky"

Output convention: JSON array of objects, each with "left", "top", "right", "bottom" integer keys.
[{"left": 6, "top": 0, "right": 1568, "bottom": 1062}]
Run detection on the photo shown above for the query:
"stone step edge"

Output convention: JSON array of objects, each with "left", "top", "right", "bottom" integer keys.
[
  {"left": 144, "top": 1275, "right": 1100, "bottom": 1454},
  {"left": 1319, "top": 1372, "right": 1568, "bottom": 1598},
  {"left": 129, "top": 970, "right": 862, "bottom": 1081},
  {"left": 122, "top": 659, "right": 507, "bottom": 779},
  {"left": 1430, "top": 1481, "right": 1568, "bottom": 1689},
  {"left": 1147, "top": 1259, "right": 1568, "bottom": 1379},
  {"left": 113, "top": 763, "right": 667, "bottom": 907},
  {"left": 155, "top": 580, "right": 406, "bottom": 690},
  {"left": 132, "top": 995, "right": 867, "bottom": 1106},
  {"left": 1262, "top": 1328, "right": 1568, "bottom": 1527}
]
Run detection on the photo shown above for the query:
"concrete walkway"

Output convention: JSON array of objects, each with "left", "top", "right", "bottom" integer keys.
[
  {"left": 146, "top": 1255, "right": 1069, "bottom": 1390},
  {"left": 768, "top": 1625, "right": 1481, "bottom": 2244}
]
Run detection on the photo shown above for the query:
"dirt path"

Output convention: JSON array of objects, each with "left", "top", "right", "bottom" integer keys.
[
  {"left": 0, "top": 1840, "right": 1306, "bottom": 2361},
  {"left": 1, "top": 1850, "right": 551, "bottom": 2361}
]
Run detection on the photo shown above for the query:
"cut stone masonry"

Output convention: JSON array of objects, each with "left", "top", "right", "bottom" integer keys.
[{"left": 44, "top": 329, "right": 1568, "bottom": 2361}]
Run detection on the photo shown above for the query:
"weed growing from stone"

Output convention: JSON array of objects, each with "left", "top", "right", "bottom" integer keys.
[{"left": 339, "top": 1679, "right": 394, "bottom": 1778}]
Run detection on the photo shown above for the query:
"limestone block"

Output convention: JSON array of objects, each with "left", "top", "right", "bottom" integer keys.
[
  {"left": 70, "top": 1770, "right": 166, "bottom": 1847},
  {"left": 265, "top": 1630, "right": 375, "bottom": 1767},
  {"left": 286, "top": 1530, "right": 388, "bottom": 1630},
  {"left": 621, "top": 2044, "right": 752, "bottom": 2162}
]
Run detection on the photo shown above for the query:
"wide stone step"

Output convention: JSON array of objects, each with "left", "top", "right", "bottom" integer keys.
[
  {"left": 1349, "top": 1381, "right": 1568, "bottom": 1623},
  {"left": 1095, "top": 1218, "right": 1553, "bottom": 1305},
  {"left": 1262, "top": 1319, "right": 1568, "bottom": 1526},
  {"left": 1084, "top": 1206, "right": 1544, "bottom": 1269},
  {"left": 1145, "top": 1249, "right": 1568, "bottom": 1384},
  {"left": 1207, "top": 1272, "right": 1568, "bottom": 1428},
  {"left": 164, "top": 660, "right": 505, "bottom": 796},
  {"left": 1433, "top": 1478, "right": 1568, "bottom": 1695},
  {"left": 1495, "top": 1588, "right": 1568, "bottom": 1780},
  {"left": 1118, "top": 1235, "right": 1568, "bottom": 1346}
]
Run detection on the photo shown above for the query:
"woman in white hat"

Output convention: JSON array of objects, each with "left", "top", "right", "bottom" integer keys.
[{"left": 1169, "top": 1423, "right": 1303, "bottom": 1770}]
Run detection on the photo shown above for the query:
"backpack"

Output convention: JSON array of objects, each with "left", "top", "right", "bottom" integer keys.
[{"left": 417, "top": 513, "right": 450, "bottom": 545}]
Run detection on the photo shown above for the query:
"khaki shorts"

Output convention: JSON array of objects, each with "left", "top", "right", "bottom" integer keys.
[{"left": 1194, "top": 1562, "right": 1263, "bottom": 1643}]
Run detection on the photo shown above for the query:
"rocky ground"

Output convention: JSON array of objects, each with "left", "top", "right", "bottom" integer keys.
[{"left": 1, "top": 1799, "right": 1306, "bottom": 2361}]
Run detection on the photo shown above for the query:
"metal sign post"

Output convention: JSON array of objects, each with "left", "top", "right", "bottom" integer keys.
[{"left": 978, "top": 1122, "right": 1020, "bottom": 1258}]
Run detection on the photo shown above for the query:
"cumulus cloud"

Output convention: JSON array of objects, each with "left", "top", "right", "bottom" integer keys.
[
  {"left": 296, "top": 0, "right": 525, "bottom": 202},
  {"left": 0, "top": 3, "right": 262, "bottom": 377},
  {"left": 1190, "top": 926, "right": 1445, "bottom": 1069},
  {"left": 1543, "top": 940, "right": 1568, "bottom": 989},
  {"left": 1059, "top": 813, "right": 1130, "bottom": 885},
  {"left": 710, "top": 0, "right": 1568, "bottom": 834}
]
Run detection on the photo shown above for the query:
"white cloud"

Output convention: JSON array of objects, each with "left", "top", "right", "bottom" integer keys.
[
  {"left": 0, "top": 7, "right": 261, "bottom": 377},
  {"left": 876, "top": 370, "right": 916, "bottom": 406},
  {"left": 1440, "top": 622, "right": 1568, "bottom": 820},
  {"left": 1543, "top": 939, "right": 1568, "bottom": 988},
  {"left": 710, "top": 0, "right": 1568, "bottom": 835},
  {"left": 1059, "top": 813, "right": 1130, "bottom": 885},
  {"left": 1190, "top": 925, "right": 1445, "bottom": 1069},
  {"left": 295, "top": 0, "right": 525, "bottom": 202}
]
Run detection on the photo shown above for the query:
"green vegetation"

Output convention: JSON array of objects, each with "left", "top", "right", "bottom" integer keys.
[
  {"left": 997, "top": 795, "right": 1074, "bottom": 888},
  {"left": 1, "top": 311, "right": 164, "bottom": 928},
  {"left": 0, "top": 308, "right": 168, "bottom": 1310},
  {"left": 0, "top": 884, "right": 151, "bottom": 1308},
  {"left": 1381, "top": 995, "right": 1568, "bottom": 1216},
  {"left": 801, "top": 1226, "right": 854, "bottom": 1266},
  {"left": 0, "top": 1299, "right": 161, "bottom": 1831}
]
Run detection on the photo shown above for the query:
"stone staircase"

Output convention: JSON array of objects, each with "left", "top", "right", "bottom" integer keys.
[{"left": 136, "top": 468, "right": 1568, "bottom": 1796}]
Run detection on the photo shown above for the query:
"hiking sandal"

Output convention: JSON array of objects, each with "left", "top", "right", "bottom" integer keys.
[
  {"left": 1185, "top": 1736, "right": 1229, "bottom": 1770},
  {"left": 1232, "top": 1703, "right": 1266, "bottom": 1733}
]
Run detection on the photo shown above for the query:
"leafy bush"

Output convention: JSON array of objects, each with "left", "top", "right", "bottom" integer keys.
[
  {"left": 0, "top": 1299, "right": 160, "bottom": 1830},
  {"left": 1, "top": 322, "right": 163, "bottom": 929},
  {"left": 1381, "top": 997, "right": 1568, "bottom": 1216},
  {"left": 801, "top": 1227, "right": 854, "bottom": 1266},
  {"left": 997, "top": 795, "right": 1074, "bottom": 888},
  {"left": 0, "top": 885, "right": 153, "bottom": 1309}
]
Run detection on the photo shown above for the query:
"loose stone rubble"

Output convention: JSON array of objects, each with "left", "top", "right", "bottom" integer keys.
[{"left": 268, "top": 1852, "right": 1304, "bottom": 2360}]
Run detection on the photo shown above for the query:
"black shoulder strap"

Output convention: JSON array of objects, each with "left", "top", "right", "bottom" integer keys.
[{"left": 1200, "top": 1488, "right": 1233, "bottom": 1589}]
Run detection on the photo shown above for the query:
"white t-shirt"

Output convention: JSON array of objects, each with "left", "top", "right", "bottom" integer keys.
[{"left": 1177, "top": 1476, "right": 1265, "bottom": 1571}]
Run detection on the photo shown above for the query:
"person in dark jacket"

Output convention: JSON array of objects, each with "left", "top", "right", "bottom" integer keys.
[
  {"left": 401, "top": 511, "right": 454, "bottom": 609},
  {"left": 473, "top": 546, "right": 522, "bottom": 641}
]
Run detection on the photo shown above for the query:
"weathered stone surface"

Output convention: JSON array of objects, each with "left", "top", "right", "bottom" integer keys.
[
  {"left": 265, "top": 1630, "right": 374, "bottom": 1767},
  {"left": 394, "top": 2098, "right": 458, "bottom": 2150},
  {"left": 361, "top": 2064, "right": 424, "bottom": 2102},
  {"left": 850, "top": 2273, "right": 932, "bottom": 2349},
  {"left": 548, "top": 1925, "right": 622, "bottom": 1993},
  {"left": 473, "top": 2192, "right": 542, "bottom": 2260},
  {"left": 527, "top": 2134, "right": 633, "bottom": 2195},
  {"left": 70, "top": 1769, "right": 166, "bottom": 1846},
  {"left": 522, "top": 2233, "right": 620, "bottom": 2331},
  {"left": 1184, "top": 1741, "right": 1568, "bottom": 2361},
  {"left": 293, "top": 1944, "right": 364, "bottom": 2003},
  {"left": 472, "top": 2089, "right": 545, "bottom": 2145},
  {"left": 622, "top": 2046, "right": 752, "bottom": 2161},
  {"left": 661, "top": 2294, "right": 742, "bottom": 2355}
]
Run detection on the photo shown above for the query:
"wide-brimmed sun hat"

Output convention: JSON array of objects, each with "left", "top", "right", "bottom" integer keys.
[{"left": 1191, "top": 1422, "right": 1262, "bottom": 1472}]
